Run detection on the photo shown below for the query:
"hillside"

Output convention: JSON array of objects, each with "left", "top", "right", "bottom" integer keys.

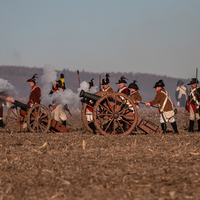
[{"left": 0, "top": 65, "right": 190, "bottom": 106}]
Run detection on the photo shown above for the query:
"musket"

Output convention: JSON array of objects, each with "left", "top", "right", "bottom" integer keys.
[
  {"left": 77, "top": 70, "right": 81, "bottom": 87},
  {"left": 99, "top": 73, "right": 101, "bottom": 91},
  {"left": 140, "top": 101, "right": 158, "bottom": 109}
]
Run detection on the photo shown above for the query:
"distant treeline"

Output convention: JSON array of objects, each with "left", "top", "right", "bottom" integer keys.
[{"left": 0, "top": 65, "right": 190, "bottom": 104}]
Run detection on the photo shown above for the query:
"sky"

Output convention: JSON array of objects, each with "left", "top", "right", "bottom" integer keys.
[{"left": 0, "top": 0, "right": 200, "bottom": 79}]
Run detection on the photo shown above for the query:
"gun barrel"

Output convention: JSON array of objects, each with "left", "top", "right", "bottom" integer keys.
[
  {"left": 79, "top": 90, "right": 100, "bottom": 102},
  {"left": 12, "top": 100, "right": 30, "bottom": 111}
]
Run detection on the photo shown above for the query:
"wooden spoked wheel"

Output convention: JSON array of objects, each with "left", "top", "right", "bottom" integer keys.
[
  {"left": 93, "top": 92, "right": 138, "bottom": 135},
  {"left": 81, "top": 91, "right": 108, "bottom": 133},
  {"left": 6, "top": 106, "right": 26, "bottom": 133},
  {"left": 27, "top": 104, "right": 52, "bottom": 133}
]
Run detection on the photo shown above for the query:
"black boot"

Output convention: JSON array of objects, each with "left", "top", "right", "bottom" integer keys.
[
  {"left": 0, "top": 119, "right": 3, "bottom": 128},
  {"left": 171, "top": 122, "right": 179, "bottom": 134},
  {"left": 188, "top": 120, "right": 194, "bottom": 132},
  {"left": 161, "top": 123, "right": 167, "bottom": 134},
  {"left": 198, "top": 120, "right": 200, "bottom": 131},
  {"left": 62, "top": 120, "right": 66, "bottom": 126}
]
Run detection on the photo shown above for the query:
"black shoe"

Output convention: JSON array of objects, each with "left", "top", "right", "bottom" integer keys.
[
  {"left": 171, "top": 122, "right": 179, "bottom": 134},
  {"left": 188, "top": 120, "right": 194, "bottom": 132},
  {"left": 62, "top": 120, "right": 66, "bottom": 126}
]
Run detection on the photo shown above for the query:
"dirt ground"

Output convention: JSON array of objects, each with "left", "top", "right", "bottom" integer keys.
[{"left": 0, "top": 108, "right": 200, "bottom": 200}]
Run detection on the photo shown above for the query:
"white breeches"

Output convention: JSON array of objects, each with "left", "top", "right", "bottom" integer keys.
[{"left": 52, "top": 104, "right": 67, "bottom": 123}]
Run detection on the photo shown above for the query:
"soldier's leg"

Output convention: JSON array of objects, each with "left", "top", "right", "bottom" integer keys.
[
  {"left": 189, "top": 105, "right": 195, "bottom": 132},
  {"left": 169, "top": 117, "right": 178, "bottom": 134},
  {"left": 196, "top": 112, "right": 200, "bottom": 131},
  {"left": 0, "top": 106, "right": 3, "bottom": 127},
  {"left": 160, "top": 114, "right": 167, "bottom": 134},
  {"left": 58, "top": 105, "right": 67, "bottom": 126}
]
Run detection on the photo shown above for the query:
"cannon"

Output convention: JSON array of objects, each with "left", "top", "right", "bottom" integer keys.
[
  {"left": 5, "top": 99, "right": 71, "bottom": 134},
  {"left": 80, "top": 90, "right": 163, "bottom": 135}
]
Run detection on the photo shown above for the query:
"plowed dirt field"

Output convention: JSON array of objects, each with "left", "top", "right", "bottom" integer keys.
[{"left": 0, "top": 108, "right": 200, "bottom": 200}]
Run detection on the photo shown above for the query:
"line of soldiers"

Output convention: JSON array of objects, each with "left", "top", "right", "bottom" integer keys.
[
  {"left": 86, "top": 74, "right": 200, "bottom": 134},
  {"left": 1, "top": 73, "right": 198, "bottom": 135}
]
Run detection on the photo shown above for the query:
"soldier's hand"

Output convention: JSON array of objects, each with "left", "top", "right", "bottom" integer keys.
[{"left": 145, "top": 103, "right": 150, "bottom": 106}]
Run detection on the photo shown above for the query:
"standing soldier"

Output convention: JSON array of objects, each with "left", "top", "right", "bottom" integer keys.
[
  {"left": 145, "top": 80, "right": 178, "bottom": 134},
  {"left": 128, "top": 80, "right": 142, "bottom": 108},
  {"left": 175, "top": 80, "right": 188, "bottom": 107},
  {"left": 116, "top": 76, "right": 130, "bottom": 95},
  {"left": 27, "top": 74, "right": 41, "bottom": 106},
  {"left": 100, "top": 74, "right": 114, "bottom": 93},
  {"left": 186, "top": 78, "right": 200, "bottom": 132}
]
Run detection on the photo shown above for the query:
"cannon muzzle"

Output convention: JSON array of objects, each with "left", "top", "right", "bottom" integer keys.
[
  {"left": 79, "top": 90, "right": 100, "bottom": 102},
  {"left": 12, "top": 100, "right": 30, "bottom": 111}
]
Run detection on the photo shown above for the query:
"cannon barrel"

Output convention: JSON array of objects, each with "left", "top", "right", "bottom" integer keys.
[
  {"left": 12, "top": 100, "right": 30, "bottom": 111},
  {"left": 79, "top": 90, "right": 101, "bottom": 102}
]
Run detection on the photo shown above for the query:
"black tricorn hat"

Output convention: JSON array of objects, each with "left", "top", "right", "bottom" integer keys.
[
  {"left": 102, "top": 73, "right": 110, "bottom": 85},
  {"left": 128, "top": 80, "right": 139, "bottom": 90},
  {"left": 27, "top": 74, "right": 38, "bottom": 84},
  {"left": 177, "top": 80, "right": 184, "bottom": 87},
  {"left": 116, "top": 76, "right": 128, "bottom": 84},
  {"left": 153, "top": 79, "right": 165, "bottom": 88},
  {"left": 187, "top": 78, "right": 199, "bottom": 85},
  {"left": 88, "top": 78, "right": 94, "bottom": 89}
]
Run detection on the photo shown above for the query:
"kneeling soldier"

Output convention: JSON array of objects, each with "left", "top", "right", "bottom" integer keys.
[
  {"left": 186, "top": 78, "right": 200, "bottom": 132},
  {"left": 145, "top": 80, "right": 178, "bottom": 134}
]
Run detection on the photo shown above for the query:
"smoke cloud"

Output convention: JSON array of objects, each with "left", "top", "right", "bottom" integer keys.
[
  {"left": 40, "top": 65, "right": 98, "bottom": 110},
  {"left": 0, "top": 78, "right": 18, "bottom": 105}
]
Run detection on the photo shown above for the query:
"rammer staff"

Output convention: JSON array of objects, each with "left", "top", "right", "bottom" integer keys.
[{"left": 77, "top": 70, "right": 81, "bottom": 87}]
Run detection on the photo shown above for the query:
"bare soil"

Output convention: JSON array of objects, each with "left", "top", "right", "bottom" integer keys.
[{"left": 0, "top": 108, "right": 200, "bottom": 200}]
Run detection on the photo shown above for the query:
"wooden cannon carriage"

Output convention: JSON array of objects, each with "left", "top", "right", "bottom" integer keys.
[
  {"left": 80, "top": 90, "right": 163, "bottom": 135},
  {"left": 6, "top": 100, "right": 71, "bottom": 133}
]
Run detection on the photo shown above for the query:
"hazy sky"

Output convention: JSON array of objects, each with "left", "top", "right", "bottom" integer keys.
[{"left": 1, "top": 0, "right": 200, "bottom": 79}]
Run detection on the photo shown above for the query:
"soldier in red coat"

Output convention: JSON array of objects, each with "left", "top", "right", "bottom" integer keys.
[
  {"left": 186, "top": 78, "right": 200, "bottom": 132},
  {"left": 116, "top": 76, "right": 130, "bottom": 95},
  {"left": 100, "top": 74, "right": 114, "bottom": 93},
  {"left": 27, "top": 74, "right": 41, "bottom": 107},
  {"left": 145, "top": 80, "right": 178, "bottom": 134}
]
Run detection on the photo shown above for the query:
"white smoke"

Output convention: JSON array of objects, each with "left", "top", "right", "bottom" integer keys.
[
  {"left": 0, "top": 78, "right": 18, "bottom": 106},
  {"left": 40, "top": 65, "right": 98, "bottom": 110},
  {"left": 0, "top": 78, "right": 18, "bottom": 98},
  {"left": 40, "top": 64, "right": 57, "bottom": 106}
]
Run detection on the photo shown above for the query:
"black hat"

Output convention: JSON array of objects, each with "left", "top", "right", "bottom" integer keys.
[
  {"left": 187, "top": 78, "right": 199, "bottom": 85},
  {"left": 116, "top": 76, "right": 128, "bottom": 84},
  {"left": 88, "top": 78, "right": 94, "bottom": 89},
  {"left": 102, "top": 73, "right": 110, "bottom": 85},
  {"left": 27, "top": 74, "right": 38, "bottom": 85},
  {"left": 177, "top": 80, "right": 184, "bottom": 87},
  {"left": 128, "top": 80, "right": 139, "bottom": 90},
  {"left": 153, "top": 79, "right": 165, "bottom": 88}
]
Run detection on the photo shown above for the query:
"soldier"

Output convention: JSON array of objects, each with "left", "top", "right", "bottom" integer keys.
[
  {"left": 116, "top": 76, "right": 130, "bottom": 95},
  {"left": 145, "top": 80, "right": 178, "bottom": 134},
  {"left": 81, "top": 78, "right": 95, "bottom": 122},
  {"left": 186, "top": 78, "right": 200, "bottom": 132},
  {"left": 49, "top": 73, "right": 66, "bottom": 95},
  {"left": 128, "top": 80, "right": 142, "bottom": 108},
  {"left": 100, "top": 74, "right": 114, "bottom": 93},
  {"left": 27, "top": 74, "right": 41, "bottom": 106},
  {"left": 175, "top": 80, "right": 188, "bottom": 107},
  {"left": 48, "top": 74, "right": 68, "bottom": 126}
]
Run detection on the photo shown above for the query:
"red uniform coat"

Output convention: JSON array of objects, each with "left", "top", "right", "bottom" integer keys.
[
  {"left": 117, "top": 86, "right": 130, "bottom": 96},
  {"left": 28, "top": 85, "right": 41, "bottom": 106},
  {"left": 149, "top": 88, "right": 175, "bottom": 112}
]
